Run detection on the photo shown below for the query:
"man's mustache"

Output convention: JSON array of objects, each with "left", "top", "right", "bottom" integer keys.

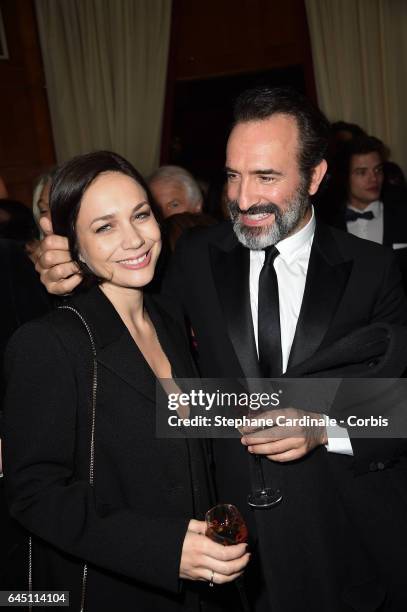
[{"left": 228, "top": 201, "right": 280, "bottom": 216}]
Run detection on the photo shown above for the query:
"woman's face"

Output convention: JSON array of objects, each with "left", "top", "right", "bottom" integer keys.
[{"left": 76, "top": 171, "right": 161, "bottom": 290}]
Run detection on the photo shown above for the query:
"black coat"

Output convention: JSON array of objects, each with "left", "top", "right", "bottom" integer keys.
[
  {"left": 317, "top": 195, "right": 407, "bottom": 295},
  {"left": 164, "top": 220, "right": 407, "bottom": 612},
  {"left": 3, "top": 286, "right": 222, "bottom": 612},
  {"left": 0, "top": 239, "right": 52, "bottom": 590}
]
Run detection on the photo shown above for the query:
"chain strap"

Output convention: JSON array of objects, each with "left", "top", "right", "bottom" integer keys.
[{"left": 28, "top": 305, "right": 98, "bottom": 612}]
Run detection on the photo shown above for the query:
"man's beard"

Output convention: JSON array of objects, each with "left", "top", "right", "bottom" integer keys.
[{"left": 228, "top": 181, "right": 310, "bottom": 250}]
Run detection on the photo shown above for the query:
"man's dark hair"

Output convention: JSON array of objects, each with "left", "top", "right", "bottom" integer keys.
[
  {"left": 344, "top": 135, "right": 388, "bottom": 161},
  {"left": 50, "top": 150, "right": 161, "bottom": 289},
  {"left": 232, "top": 86, "right": 330, "bottom": 183},
  {"left": 326, "top": 135, "right": 388, "bottom": 206},
  {"left": 330, "top": 121, "right": 366, "bottom": 139},
  {"left": 334, "top": 135, "right": 388, "bottom": 186}
]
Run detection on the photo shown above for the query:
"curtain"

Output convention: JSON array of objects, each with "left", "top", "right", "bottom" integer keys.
[
  {"left": 35, "top": 0, "right": 172, "bottom": 176},
  {"left": 305, "top": 0, "right": 407, "bottom": 173}
]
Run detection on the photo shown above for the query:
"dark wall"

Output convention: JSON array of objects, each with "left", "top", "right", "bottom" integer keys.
[
  {"left": 0, "top": 0, "right": 55, "bottom": 205},
  {"left": 161, "top": 0, "right": 316, "bottom": 177}
]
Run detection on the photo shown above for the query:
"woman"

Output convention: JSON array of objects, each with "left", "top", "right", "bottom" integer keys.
[{"left": 3, "top": 152, "right": 249, "bottom": 611}]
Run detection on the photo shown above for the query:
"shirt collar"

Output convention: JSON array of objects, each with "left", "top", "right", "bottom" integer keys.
[
  {"left": 250, "top": 206, "right": 315, "bottom": 264},
  {"left": 347, "top": 200, "right": 382, "bottom": 217}
]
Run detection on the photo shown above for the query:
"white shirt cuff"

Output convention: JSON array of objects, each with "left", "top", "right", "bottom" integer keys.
[{"left": 324, "top": 415, "right": 353, "bottom": 456}]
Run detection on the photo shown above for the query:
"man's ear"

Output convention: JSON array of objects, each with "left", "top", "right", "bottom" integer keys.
[{"left": 308, "top": 159, "right": 328, "bottom": 196}]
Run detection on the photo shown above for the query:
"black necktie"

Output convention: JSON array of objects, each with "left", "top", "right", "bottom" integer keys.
[
  {"left": 345, "top": 209, "right": 374, "bottom": 222},
  {"left": 258, "top": 246, "right": 282, "bottom": 378}
]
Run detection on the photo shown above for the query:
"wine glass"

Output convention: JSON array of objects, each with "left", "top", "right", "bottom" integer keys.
[
  {"left": 205, "top": 503, "right": 248, "bottom": 545},
  {"left": 205, "top": 504, "right": 251, "bottom": 612},
  {"left": 237, "top": 404, "right": 283, "bottom": 509}
]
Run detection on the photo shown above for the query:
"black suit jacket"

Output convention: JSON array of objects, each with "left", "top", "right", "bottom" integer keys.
[
  {"left": 3, "top": 286, "right": 220, "bottom": 612},
  {"left": 318, "top": 196, "right": 407, "bottom": 294},
  {"left": 164, "top": 220, "right": 407, "bottom": 612}
]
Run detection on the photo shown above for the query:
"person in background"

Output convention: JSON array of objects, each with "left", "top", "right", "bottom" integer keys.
[
  {"left": 32, "top": 168, "right": 56, "bottom": 232},
  {"left": 149, "top": 165, "right": 203, "bottom": 218},
  {"left": 0, "top": 199, "right": 39, "bottom": 259},
  {"left": 319, "top": 135, "right": 407, "bottom": 293},
  {"left": 162, "top": 212, "right": 217, "bottom": 253}
]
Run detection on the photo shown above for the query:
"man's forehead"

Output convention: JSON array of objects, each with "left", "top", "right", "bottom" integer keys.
[
  {"left": 150, "top": 178, "right": 185, "bottom": 195},
  {"left": 351, "top": 151, "right": 382, "bottom": 169},
  {"left": 226, "top": 114, "right": 300, "bottom": 168},
  {"left": 232, "top": 113, "right": 297, "bottom": 136}
]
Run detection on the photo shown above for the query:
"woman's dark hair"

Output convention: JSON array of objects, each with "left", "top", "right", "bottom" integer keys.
[
  {"left": 50, "top": 150, "right": 161, "bottom": 289},
  {"left": 232, "top": 86, "right": 330, "bottom": 186}
]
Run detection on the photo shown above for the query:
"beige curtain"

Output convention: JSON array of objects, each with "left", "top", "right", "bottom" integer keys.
[
  {"left": 305, "top": 0, "right": 407, "bottom": 173},
  {"left": 35, "top": 0, "right": 172, "bottom": 175}
]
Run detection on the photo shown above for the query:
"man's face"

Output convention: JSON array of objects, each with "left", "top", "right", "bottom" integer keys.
[
  {"left": 225, "top": 115, "right": 324, "bottom": 249},
  {"left": 349, "top": 152, "right": 384, "bottom": 209},
  {"left": 149, "top": 179, "right": 201, "bottom": 218}
]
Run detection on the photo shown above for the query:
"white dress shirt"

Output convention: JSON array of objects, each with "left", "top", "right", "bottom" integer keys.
[
  {"left": 346, "top": 200, "right": 383, "bottom": 244},
  {"left": 249, "top": 208, "right": 352, "bottom": 454}
]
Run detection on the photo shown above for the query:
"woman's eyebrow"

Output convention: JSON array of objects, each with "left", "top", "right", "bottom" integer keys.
[{"left": 91, "top": 201, "right": 149, "bottom": 224}]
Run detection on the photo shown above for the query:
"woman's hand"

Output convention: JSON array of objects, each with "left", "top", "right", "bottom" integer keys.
[{"left": 179, "top": 519, "right": 250, "bottom": 585}]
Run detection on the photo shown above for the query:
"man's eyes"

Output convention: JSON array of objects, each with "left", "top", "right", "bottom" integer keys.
[
  {"left": 226, "top": 173, "right": 276, "bottom": 183},
  {"left": 226, "top": 173, "right": 238, "bottom": 182},
  {"left": 168, "top": 201, "right": 180, "bottom": 209}
]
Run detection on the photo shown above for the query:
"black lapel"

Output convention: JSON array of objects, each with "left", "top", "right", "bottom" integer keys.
[
  {"left": 382, "top": 205, "right": 396, "bottom": 246},
  {"left": 70, "top": 286, "right": 155, "bottom": 402},
  {"left": 210, "top": 236, "right": 261, "bottom": 378},
  {"left": 97, "top": 333, "right": 156, "bottom": 402},
  {"left": 145, "top": 294, "right": 197, "bottom": 379},
  {"left": 288, "top": 223, "right": 353, "bottom": 369}
]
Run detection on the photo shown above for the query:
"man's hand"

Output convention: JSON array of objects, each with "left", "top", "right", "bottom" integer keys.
[
  {"left": 34, "top": 217, "right": 82, "bottom": 295},
  {"left": 179, "top": 519, "right": 250, "bottom": 584},
  {"left": 241, "top": 408, "right": 328, "bottom": 462}
]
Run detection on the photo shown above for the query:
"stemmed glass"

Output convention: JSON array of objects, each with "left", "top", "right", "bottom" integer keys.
[
  {"left": 205, "top": 504, "right": 251, "bottom": 612},
  {"left": 237, "top": 402, "right": 283, "bottom": 508}
]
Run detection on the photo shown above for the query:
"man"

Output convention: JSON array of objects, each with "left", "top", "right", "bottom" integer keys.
[
  {"left": 319, "top": 135, "right": 407, "bottom": 291},
  {"left": 36, "top": 87, "right": 407, "bottom": 611},
  {"left": 148, "top": 165, "right": 203, "bottom": 218}
]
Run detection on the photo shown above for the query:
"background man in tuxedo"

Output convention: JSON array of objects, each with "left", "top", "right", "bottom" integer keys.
[
  {"left": 36, "top": 87, "right": 407, "bottom": 612},
  {"left": 318, "top": 135, "right": 407, "bottom": 293}
]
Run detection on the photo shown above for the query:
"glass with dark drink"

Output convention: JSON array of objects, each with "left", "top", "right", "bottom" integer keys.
[{"left": 205, "top": 504, "right": 251, "bottom": 612}]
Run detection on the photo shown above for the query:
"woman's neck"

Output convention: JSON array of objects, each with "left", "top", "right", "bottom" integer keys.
[{"left": 99, "top": 283, "right": 146, "bottom": 331}]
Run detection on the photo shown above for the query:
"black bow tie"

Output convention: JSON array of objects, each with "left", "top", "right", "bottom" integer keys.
[{"left": 345, "top": 209, "right": 375, "bottom": 222}]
